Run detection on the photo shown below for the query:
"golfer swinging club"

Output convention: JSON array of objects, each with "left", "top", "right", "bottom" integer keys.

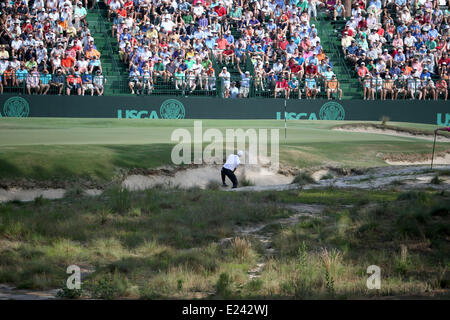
[{"left": 221, "top": 150, "right": 244, "bottom": 188}]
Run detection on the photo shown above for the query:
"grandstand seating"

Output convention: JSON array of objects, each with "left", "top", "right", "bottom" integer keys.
[{"left": 0, "top": 0, "right": 448, "bottom": 100}]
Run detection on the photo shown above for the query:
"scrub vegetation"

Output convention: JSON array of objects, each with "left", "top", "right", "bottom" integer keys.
[{"left": 0, "top": 187, "right": 448, "bottom": 299}]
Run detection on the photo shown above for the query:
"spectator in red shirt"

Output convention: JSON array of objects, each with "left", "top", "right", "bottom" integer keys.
[
  {"left": 223, "top": 45, "right": 235, "bottom": 64},
  {"left": 358, "top": 17, "right": 368, "bottom": 30},
  {"left": 124, "top": 0, "right": 133, "bottom": 9},
  {"left": 289, "top": 59, "right": 304, "bottom": 79},
  {"left": 438, "top": 53, "right": 450, "bottom": 73},
  {"left": 213, "top": 4, "right": 227, "bottom": 19},
  {"left": 274, "top": 75, "right": 289, "bottom": 99},
  {"left": 22, "top": 19, "right": 33, "bottom": 34},
  {"left": 436, "top": 79, "right": 448, "bottom": 100},
  {"left": 305, "top": 63, "right": 318, "bottom": 77},
  {"left": 342, "top": 25, "right": 354, "bottom": 37},
  {"left": 278, "top": 37, "right": 289, "bottom": 51}
]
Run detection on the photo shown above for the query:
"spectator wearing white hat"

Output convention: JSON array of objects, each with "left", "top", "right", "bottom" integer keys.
[{"left": 219, "top": 66, "right": 230, "bottom": 98}]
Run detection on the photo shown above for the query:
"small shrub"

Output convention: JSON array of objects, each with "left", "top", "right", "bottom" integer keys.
[
  {"left": 280, "top": 274, "right": 314, "bottom": 299},
  {"left": 324, "top": 269, "right": 335, "bottom": 296},
  {"left": 128, "top": 207, "right": 141, "bottom": 217},
  {"left": 89, "top": 273, "right": 129, "bottom": 300},
  {"left": 395, "top": 214, "right": 422, "bottom": 238},
  {"left": 215, "top": 273, "right": 232, "bottom": 297},
  {"left": 177, "top": 279, "right": 184, "bottom": 291},
  {"left": 357, "top": 221, "right": 379, "bottom": 235},
  {"left": 292, "top": 172, "right": 315, "bottom": 185},
  {"left": 394, "top": 245, "right": 412, "bottom": 277},
  {"left": 56, "top": 282, "right": 83, "bottom": 299},
  {"left": 297, "top": 241, "right": 308, "bottom": 269},
  {"left": 430, "top": 206, "right": 450, "bottom": 217}
]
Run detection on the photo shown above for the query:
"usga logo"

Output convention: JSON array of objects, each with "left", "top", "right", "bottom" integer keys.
[
  {"left": 117, "top": 99, "right": 185, "bottom": 119},
  {"left": 437, "top": 113, "right": 450, "bottom": 126},
  {"left": 0, "top": 96, "right": 30, "bottom": 117},
  {"left": 276, "top": 102, "right": 346, "bottom": 120}
]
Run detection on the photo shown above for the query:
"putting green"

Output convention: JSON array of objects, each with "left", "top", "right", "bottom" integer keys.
[{"left": 0, "top": 118, "right": 447, "bottom": 181}]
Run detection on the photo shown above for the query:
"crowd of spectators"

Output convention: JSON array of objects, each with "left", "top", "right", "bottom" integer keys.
[
  {"left": 0, "top": 0, "right": 106, "bottom": 96},
  {"left": 341, "top": 0, "right": 449, "bottom": 100},
  {"left": 110, "top": 0, "right": 343, "bottom": 99}
]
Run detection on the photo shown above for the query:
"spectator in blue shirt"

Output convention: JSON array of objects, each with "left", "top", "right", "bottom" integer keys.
[{"left": 39, "top": 68, "right": 52, "bottom": 95}]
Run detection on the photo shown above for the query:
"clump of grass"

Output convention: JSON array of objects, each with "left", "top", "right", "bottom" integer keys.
[
  {"left": 390, "top": 180, "right": 405, "bottom": 186},
  {"left": 206, "top": 180, "right": 221, "bottom": 190},
  {"left": 240, "top": 178, "right": 255, "bottom": 187},
  {"left": 108, "top": 185, "right": 131, "bottom": 214},
  {"left": 230, "top": 237, "right": 252, "bottom": 261},
  {"left": 397, "top": 191, "right": 430, "bottom": 204},
  {"left": 430, "top": 175, "right": 443, "bottom": 185},
  {"left": 320, "top": 248, "right": 342, "bottom": 274},
  {"left": 381, "top": 116, "right": 390, "bottom": 127},
  {"left": 33, "top": 195, "right": 49, "bottom": 207},
  {"left": 292, "top": 172, "right": 315, "bottom": 185},
  {"left": 320, "top": 173, "right": 334, "bottom": 180},
  {"left": 263, "top": 193, "right": 278, "bottom": 202},
  {"left": 64, "top": 185, "right": 84, "bottom": 199},
  {"left": 245, "top": 278, "right": 263, "bottom": 294},
  {"left": 98, "top": 208, "right": 112, "bottom": 225}
]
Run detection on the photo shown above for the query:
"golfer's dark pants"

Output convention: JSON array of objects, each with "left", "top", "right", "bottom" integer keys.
[{"left": 221, "top": 167, "right": 238, "bottom": 187}]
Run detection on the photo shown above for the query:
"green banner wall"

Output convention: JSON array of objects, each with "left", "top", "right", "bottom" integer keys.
[{"left": 0, "top": 95, "right": 448, "bottom": 125}]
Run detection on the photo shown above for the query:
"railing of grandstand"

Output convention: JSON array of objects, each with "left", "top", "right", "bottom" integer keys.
[
  {"left": 1, "top": 74, "right": 106, "bottom": 95},
  {"left": 2, "top": 76, "right": 447, "bottom": 100}
]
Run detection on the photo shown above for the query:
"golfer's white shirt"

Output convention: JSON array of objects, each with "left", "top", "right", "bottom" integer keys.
[{"left": 223, "top": 154, "right": 240, "bottom": 171}]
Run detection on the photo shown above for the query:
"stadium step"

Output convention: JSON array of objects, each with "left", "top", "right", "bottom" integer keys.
[
  {"left": 315, "top": 15, "right": 362, "bottom": 99},
  {"left": 87, "top": 6, "right": 129, "bottom": 94}
]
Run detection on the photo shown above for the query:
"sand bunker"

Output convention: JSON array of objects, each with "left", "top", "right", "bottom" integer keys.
[
  {"left": 123, "top": 165, "right": 294, "bottom": 191},
  {"left": 384, "top": 153, "right": 450, "bottom": 166},
  {"left": 0, "top": 188, "right": 102, "bottom": 203},
  {"left": 334, "top": 126, "right": 450, "bottom": 142}
]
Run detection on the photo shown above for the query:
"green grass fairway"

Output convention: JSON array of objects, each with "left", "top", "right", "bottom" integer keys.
[{"left": 0, "top": 118, "right": 448, "bottom": 181}]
